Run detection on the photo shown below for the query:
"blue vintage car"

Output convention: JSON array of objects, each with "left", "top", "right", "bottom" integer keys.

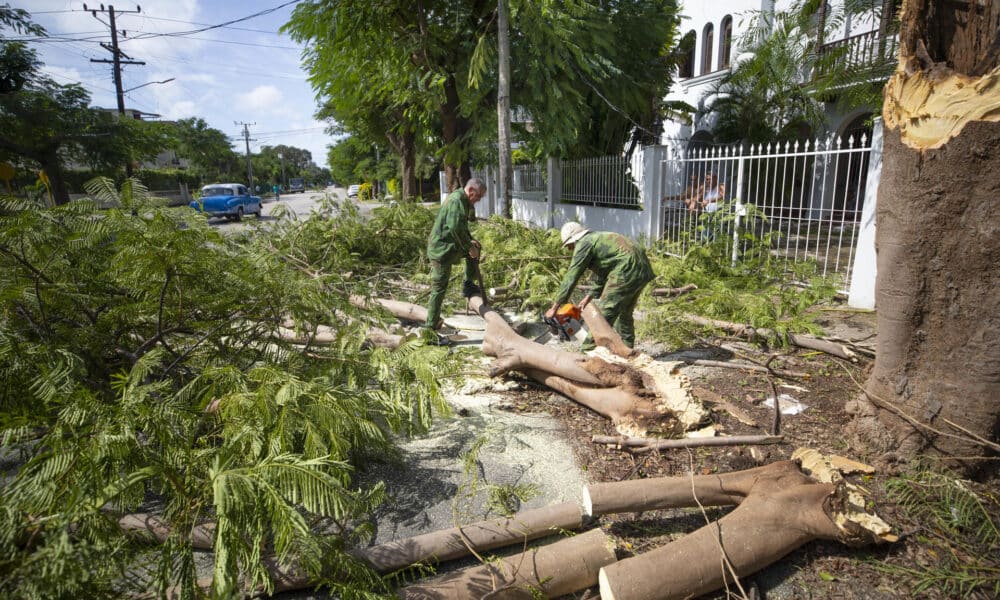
[{"left": 189, "top": 183, "right": 262, "bottom": 221}]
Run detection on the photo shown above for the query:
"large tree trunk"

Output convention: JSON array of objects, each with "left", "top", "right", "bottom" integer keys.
[
  {"left": 847, "top": 0, "right": 1000, "bottom": 474},
  {"left": 40, "top": 151, "right": 71, "bottom": 206},
  {"left": 387, "top": 127, "right": 417, "bottom": 201}
]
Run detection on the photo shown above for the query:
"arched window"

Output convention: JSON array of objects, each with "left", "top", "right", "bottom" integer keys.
[
  {"left": 678, "top": 30, "right": 696, "bottom": 78},
  {"left": 701, "top": 23, "right": 714, "bottom": 75},
  {"left": 719, "top": 15, "right": 733, "bottom": 70}
]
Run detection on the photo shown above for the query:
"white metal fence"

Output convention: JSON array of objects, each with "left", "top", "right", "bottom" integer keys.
[
  {"left": 657, "top": 133, "right": 873, "bottom": 287},
  {"left": 445, "top": 121, "right": 881, "bottom": 302}
]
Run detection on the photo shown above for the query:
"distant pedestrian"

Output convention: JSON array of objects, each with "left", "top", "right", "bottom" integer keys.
[
  {"left": 546, "top": 222, "right": 654, "bottom": 350},
  {"left": 272, "top": 183, "right": 280, "bottom": 201}
]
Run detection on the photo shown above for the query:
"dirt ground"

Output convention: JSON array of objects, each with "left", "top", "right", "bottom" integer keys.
[{"left": 485, "top": 307, "right": 996, "bottom": 600}]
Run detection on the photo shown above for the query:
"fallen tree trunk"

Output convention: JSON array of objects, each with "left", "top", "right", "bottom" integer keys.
[
  {"left": 585, "top": 459, "right": 894, "bottom": 600},
  {"left": 275, "top": 323, "right": 403, "bottom": 349},
  {"left": 683, "top": 314, "right": 861, "bottom": 361},
  {"left": 397, "top": 528, "right": 616, "bottom": 600}
]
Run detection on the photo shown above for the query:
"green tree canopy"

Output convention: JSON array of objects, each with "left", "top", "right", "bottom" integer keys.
[{"left": 170, "top": 117, "right": 239, "bottom": 183}]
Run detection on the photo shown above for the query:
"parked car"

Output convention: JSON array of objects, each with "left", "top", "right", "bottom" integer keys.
[
  {"left": 347, "top": 184, "right": 360, "bottom": 198},
  {"left": 190, "top": 183, "right": 262, "bottom": 221},
  {"left": 288, "top": 177, "right": 305, "bottom": 193}
]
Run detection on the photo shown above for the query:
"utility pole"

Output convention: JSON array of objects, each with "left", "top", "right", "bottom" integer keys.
[
  {"left": 87, "top": 3, "right": 144, "bottom": 176},
  {"left": 237, "top": 122, "right": 256, "bottom": 192},
  {"left": 496, "top": 0, "right": 513, "bottom": 218}
]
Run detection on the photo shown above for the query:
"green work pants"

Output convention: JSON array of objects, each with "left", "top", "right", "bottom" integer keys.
[{"left": 424, "top": 257, "right": 477, "bottom": 329}]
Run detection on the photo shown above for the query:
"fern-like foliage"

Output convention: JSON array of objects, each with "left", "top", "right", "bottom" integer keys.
[
  {"left": 878, "top": 465, "right": 1000, "bottom": 598},
  {"left": 0, "top": 179, "right": 459, "bottom": 598}
]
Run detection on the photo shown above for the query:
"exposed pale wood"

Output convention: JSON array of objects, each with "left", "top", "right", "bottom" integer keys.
[
  {"left": 349, "top": 295, "right": 428, "bottom": 323},
  {"left": 398, "top": 528, "right": 616, "bottom": 600}
]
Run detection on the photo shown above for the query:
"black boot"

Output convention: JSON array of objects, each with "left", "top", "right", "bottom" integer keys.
[{"left": 462, "top": 280, "right": 482, "bottom": 298}]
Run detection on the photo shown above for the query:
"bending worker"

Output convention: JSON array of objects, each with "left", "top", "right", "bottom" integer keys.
[
  {"left": 546, "top": 222, "right": 654, "bottom": 350},
  {"left": 423, "top": 177, "right": 486, "bottom": 332}
]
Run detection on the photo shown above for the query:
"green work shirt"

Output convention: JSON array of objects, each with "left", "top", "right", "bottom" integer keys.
[
  {"left": 427, "top": 189, "right": 475, "bottom": 263},
  {"left": 554, "top": 231, "right": 654, "bottom": 304}
]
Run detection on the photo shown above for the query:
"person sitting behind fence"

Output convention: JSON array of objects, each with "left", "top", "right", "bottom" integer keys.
[
  {"left": 683, "top": 175, "right": 704, "bottom": 213},
  {"left": 701, "top": 173, "right": 725, "bottom": 213}
]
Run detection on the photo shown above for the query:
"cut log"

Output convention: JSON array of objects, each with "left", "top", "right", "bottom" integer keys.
[
  {"left": 587, "top": 459, "right": 894, "bottom": 600},
  {"left": 580, "top": 303, "right": 635, "bottom": 358},
  {"left": 651, "top": 284, "right": 698, "bottom": 297},
  {"left": 356, "top": 501, "right": 583, "bottom": 574},
  {"left": 397, "top": 528, "right": 616, "bottom": 600}
]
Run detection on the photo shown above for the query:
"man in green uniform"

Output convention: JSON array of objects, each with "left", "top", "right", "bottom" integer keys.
[
  {"left": 545, "top": 222, "right": 654, "bottom": 350},
  {"left": 423, "top": 178, "right": 486, "bottom": 332}
]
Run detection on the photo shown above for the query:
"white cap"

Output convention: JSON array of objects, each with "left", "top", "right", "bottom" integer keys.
[{"left": 560, "top": 221, "right": 590, "bottom": 247}]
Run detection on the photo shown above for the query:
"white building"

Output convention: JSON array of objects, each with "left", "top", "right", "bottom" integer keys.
[{"left": 662, "top": 0, "right": 899, "bottom": 146}]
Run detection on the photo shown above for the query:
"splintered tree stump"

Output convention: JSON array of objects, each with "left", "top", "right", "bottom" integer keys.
[
  {"left": 585, "top": 460, "right": 894, "bottom": 600},
  {"left": 397, "top": 528, "right": 616, "bottom": 600}
]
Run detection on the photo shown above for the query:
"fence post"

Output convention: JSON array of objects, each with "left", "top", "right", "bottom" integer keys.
[
  {"left": 641, "top": 147, "right": 662, "bottom": 243},
  {"left": 546, "top": 156, "right": 560, "bottom": 230},
  {"left": 731, "top": 147, "right": 746, "bottom": 266},
  {"left": 847, "top": 118, "right": 882, "bottom": 309},
  {"left": 438, "top": 171, "right": 447, "bottom": 203}
]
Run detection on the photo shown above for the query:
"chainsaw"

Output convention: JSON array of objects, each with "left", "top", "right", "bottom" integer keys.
[{"left": 543, "top": 303, "right": 584, "bottom": 341}]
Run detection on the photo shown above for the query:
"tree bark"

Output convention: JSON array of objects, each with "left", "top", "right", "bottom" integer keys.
[
  {"left": 581, "top": 302, "right": 635, "bottom": 358},
  {"left": 398, "top": 528, "right": 616, "bottom": 600},
  {"left": 589, "top": 460, "right": 893, "bottom": 600},
  {"left": 848, "top": 0, "right": 1000, "bottom": 474},
  {"left": 496, "top": 0, "right": 513, "bottom": 219},
  {"left": 441, "top": 73, "right": 472, "bottom": 192},
  {"left": 387, "top": 127, "right": 417, "bottom": 201}
]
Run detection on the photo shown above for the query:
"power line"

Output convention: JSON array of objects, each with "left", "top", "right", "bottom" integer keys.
[{"left": 124, "top": 0, "right": 300, "bottom": 41}]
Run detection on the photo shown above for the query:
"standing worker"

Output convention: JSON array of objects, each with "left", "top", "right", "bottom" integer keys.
[
  {"left": 272, "top": 182, "right": 280, "bottom": 202},
  {"left": 545, "top": 222, "right": 654, "bottom": 351},
  {"left": 423, "top": 178, "right": 486, "bottom": 335}
]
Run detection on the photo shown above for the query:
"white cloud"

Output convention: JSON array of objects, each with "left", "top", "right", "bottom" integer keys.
[{"left": 237, "top": 85, "right": 284, "bottom": 114}]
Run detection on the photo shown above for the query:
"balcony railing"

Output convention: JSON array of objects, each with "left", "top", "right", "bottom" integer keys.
[{"left": 816, "top": 30, "right": 898, "bottom": 78}]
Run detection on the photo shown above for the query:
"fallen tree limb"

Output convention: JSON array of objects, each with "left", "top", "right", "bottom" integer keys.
[
  {"left": 349, "top": 295, "right": 428, "bottom": 323},
  {"left": 586, "top": 459, "right": 894, "bottom": 600},
  {"left": 580, "top": 302, "right": 635, "bottom": 358},
  {"left": 356, "top": 501, "right": 583, "bottom": 574},
  {"left": 527, "top": 369, "right": 683, "bottom": 438},
  {"left": 682, "top": 314, "right": 861, "bottom": 362},
  {"left": 651, "top": 284, "right": 697, "bottom": 298},
  {"left": 592, "top": 434, "right": 784, "bottom": 454},
  {"left": 467, "top": 296, "right": 604, "bottom": 385},
  {"left": 398, "top": 528, "right": 616, "bottom": 600},
  {"left": 690, "top": 358, "right": 809, "bottom": 379},
  {"left": 692, "top": 387, "right": 758, "bottom": 427}
]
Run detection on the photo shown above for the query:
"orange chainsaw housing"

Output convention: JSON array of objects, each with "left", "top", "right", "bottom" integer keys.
[{"left": 552, "top": 303, "right": 583, "bottom": 338}]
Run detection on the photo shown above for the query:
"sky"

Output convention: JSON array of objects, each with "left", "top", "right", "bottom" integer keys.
[{"left": 12, "top": 0, "right": 337, "bottom": 167}]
